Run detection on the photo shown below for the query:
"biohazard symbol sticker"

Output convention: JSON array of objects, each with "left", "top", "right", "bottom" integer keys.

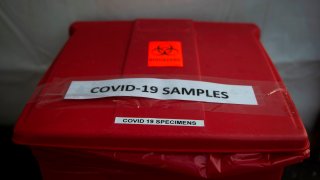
[{"left": 148, "top": 41, "right": 183, "bottom": 67}]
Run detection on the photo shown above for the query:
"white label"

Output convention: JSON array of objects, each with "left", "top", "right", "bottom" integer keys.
[
  {"left": 115, "top": 117, "right": 204, "bottom": 127},
  {"left": 65, "top": 78, "right": 257, "bottom": 105}
]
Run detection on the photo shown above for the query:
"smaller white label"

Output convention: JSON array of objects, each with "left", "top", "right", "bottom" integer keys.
[{"left": 115, "top": 117, "right": 204, "bottom": 127}]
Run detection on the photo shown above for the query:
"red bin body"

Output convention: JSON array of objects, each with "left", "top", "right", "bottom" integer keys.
[{"left": 13, "top": 20, "right": 309, "bottom": 180}]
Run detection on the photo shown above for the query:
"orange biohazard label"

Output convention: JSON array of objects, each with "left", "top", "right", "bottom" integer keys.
[{"left": 148, "top": 41, "right": 183, "bottom": 67}]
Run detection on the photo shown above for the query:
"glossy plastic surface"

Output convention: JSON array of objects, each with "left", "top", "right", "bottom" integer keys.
[
  {"left": 14, "top": 20, "right": 308, "bottom": 153},
  {"left": 13, "top": 20, "right": 309, "bottom": 179}
]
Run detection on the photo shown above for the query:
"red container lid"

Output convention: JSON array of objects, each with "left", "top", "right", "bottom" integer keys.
[{"left": 13, "top": 20, "right": 309, "bottom": 153}]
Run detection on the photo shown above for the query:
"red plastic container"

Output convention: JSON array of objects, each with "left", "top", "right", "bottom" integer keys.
[{"left": 13, "top": 20, "right": 309, "bottom": 180}]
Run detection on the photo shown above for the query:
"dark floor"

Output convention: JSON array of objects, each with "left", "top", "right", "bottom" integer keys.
[
  {"left": 0, "top": 126, "right": 41, "bottom": 180},
  {"left": 1, "top": 125, "right": 319, "bottom": 180}
]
